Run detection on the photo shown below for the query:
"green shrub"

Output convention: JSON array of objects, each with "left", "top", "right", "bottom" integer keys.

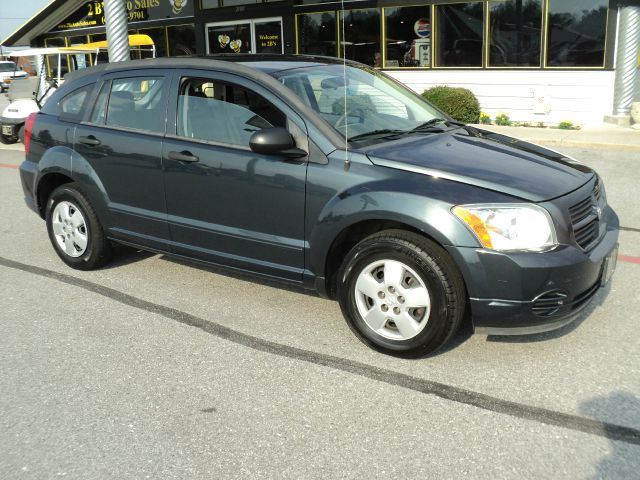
[
  {"left": 421, "top": 86, "right": 481, "bottom": 124},
  {"left": 494, "top": 112, "right": 512, "bottom": 126},
  {"left": 479, "top": 112, "right": 491, "bottom": 124},
  {"left": 558, "top": 120, "right": 575, "bottom": 130}
]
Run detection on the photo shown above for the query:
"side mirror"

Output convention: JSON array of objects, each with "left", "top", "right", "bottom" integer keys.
[{"left": 249, "top": 127, "right": 307, "bottom": 158}]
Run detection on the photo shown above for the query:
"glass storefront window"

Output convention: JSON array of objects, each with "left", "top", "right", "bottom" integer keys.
[
  {"left": 167, "top": 25, "right": 196, "bottom": 56},
  {"left": 43, "top": 37, "right": 69, "bottom": 78},
  {"left": 546, "top": 0, "right": 608, "bottom": 67},
  {"left": 201, "top": 0, "right": 280, "bottom": 7},
  {"left": 255, "top": 20, "right": 283, "bottom": 53},
  {"left": 384, "top": 6, "right": 432, "bottom": 68},
  {"left": 340, "top": 9, "right": 381, "bottom": 67},
  {"left": 435, "top": 2, "right": 484, "bottom": 67},
  {"left": 137, "top": 27, "right": 167, "bottom": 58},
  {"left": 489, "top": 0, "right": 542, "bottom": 67},
  {"left": 296, "top": 12, "right": 337, "bottom": 57},
  {"left": 207, "top": 23, "right": 253, "bottom": 54}
]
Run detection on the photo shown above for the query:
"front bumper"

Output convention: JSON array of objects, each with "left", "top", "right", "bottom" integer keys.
[{"left": 446, "top": 206, "right": 619, "bottom": 335}]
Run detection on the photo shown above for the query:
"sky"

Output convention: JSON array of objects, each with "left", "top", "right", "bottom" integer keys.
[{"left": 0, "top": 0, "right": 50, "bottom": 45}]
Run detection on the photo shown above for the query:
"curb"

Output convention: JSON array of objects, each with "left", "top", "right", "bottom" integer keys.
[{"left": 508, "top": 138, "right": 640, "bottom": 152}]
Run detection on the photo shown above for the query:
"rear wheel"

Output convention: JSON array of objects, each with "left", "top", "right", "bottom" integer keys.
[
  {"left": 338, "top": 230, "right": 466, "bottom": 357},
  {"left": 0, "top": 131, "right": 17, "bottom": 144},
  {"left": 45, "top": 183, "right": 112, "bottom": 270}
]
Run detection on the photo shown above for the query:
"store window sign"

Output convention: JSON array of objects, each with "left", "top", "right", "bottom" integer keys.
[
  {"left": 55, "top": 0, "right": 193, "bottom": 31},
  {"left": 414, "top": 18, "right": 431, "bottom": 38}
]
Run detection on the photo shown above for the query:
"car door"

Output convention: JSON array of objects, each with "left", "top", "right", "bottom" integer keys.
[
  {"left": 73, "top": 70, "right": 171, "bottom": 250},
  {"left": 162, "top": 70, "right": 308, "bottom": 281}
]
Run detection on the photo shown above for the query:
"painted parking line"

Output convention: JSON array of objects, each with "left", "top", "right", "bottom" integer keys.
[{"left": 0, "top": 163, "right": 18, "bottom": 169}]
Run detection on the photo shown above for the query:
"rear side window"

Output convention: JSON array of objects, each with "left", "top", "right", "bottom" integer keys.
[
  {"left": 105, "top": 77, "right": 165, "bottom": 133},
  {"left": 89, "top": 81, "right": 110, "bottom": 124}
]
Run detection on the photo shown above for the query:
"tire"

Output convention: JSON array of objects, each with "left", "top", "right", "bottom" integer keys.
[
  {"left": 0, "top": 131, "right": 17, "bottom": 144},
  {"left": 338, "top": 230, "right": 466, "bottom": 357},
  {"left": 45, "top": 183, "right": 112, "bottom": 270}
]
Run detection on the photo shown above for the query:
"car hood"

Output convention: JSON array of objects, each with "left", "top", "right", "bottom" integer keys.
[{"left": 362, "top": 128, "right": 594, "bottom": 202}]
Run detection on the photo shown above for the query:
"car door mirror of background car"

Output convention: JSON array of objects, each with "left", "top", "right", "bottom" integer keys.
[{"left": 249, "top": 127, "right": 307, "bottom": 159}]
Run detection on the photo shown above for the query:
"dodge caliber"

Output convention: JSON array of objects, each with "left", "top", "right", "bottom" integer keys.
[{"left": 18, "top": 56, "right": 619, "bottom": 356}]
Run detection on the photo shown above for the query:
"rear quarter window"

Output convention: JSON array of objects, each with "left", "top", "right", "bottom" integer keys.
[{"left": 41, "top": 83, "right": 94, "bottom": 122}]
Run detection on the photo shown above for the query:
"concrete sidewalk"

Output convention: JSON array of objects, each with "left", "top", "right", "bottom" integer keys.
[{"left": 473, "top": 123, "right": 640, "bottom": 152}]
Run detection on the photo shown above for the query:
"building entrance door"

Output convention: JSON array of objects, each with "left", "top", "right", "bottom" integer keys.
[{"left": 205, "top": 18, "right": 283, "bottom": 55}]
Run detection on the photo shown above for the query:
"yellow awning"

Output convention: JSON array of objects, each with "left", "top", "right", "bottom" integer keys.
[{"left": 65, "top": 34, "right": 155, "bottom": 51}]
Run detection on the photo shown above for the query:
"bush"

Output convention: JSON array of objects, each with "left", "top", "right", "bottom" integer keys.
[
  {"left": 558, "top": 120, "right": 575, "bottom": 130},
  {"left": 479, "top": 112, "right": 491, "bottom": 124},
  {"left": 494, "top": 112, "right": 512, "bottom": 126},
  {"left": 421, "top": 86, "right": 481, "bottom": 124}
]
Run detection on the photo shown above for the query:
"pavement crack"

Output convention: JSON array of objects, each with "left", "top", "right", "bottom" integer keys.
[
  {"left": 1, "top": 255, "right": 639, "bottom": 446},
  {"left": 620, "top": 226, "right": 640, "bottom": 233}
]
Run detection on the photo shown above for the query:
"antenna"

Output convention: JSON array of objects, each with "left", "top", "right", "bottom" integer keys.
[{"left": 340, "top": 0, "right": 350, "bottom": 171}]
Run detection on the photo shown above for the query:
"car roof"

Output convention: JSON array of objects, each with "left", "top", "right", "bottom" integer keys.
[{"left": 65, "top": 54, "right": 358, "bottom": 81}]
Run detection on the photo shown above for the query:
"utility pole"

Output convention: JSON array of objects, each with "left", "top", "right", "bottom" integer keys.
[{"left": 104, "top": 0, "right": 130, "bottom": 62}]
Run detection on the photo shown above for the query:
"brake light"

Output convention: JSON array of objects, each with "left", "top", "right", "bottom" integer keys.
[{"left": 24, "top": 112, "right": 37, "bottom": 156}]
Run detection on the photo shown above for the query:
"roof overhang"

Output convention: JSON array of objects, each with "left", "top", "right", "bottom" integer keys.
[{"left": 1, "top": 0, "right": 86, "bottom": 47}]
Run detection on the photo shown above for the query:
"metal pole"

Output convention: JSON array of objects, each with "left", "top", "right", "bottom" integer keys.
[
  {"left": 104, "top": 0, "right": 130, "bottom": 62},
  {"left": 36, "top": 54, "right": 47, "bottom": 101},
  {"left": 612, "top": 6, "right": 640, "bottom": 116}
]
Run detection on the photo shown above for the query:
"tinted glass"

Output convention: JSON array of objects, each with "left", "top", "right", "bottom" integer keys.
[
  {"left": 89, "top": 82, "right": 110, "bottom": 124},
  {"left": 177, "top": 78, "right": 286, "bottom": 146},
  {"left": 296, "top": 12, "right": 337, "bottom": 57},
  {"left": 207, "top": 23, "right": 252, "bottom": 54},
  {"left": 255, "top": 21, "right": 283, "bottom": 54},
  {"left": 60, "top": 85, "right": 91, "bottom": 116},
  {"left": 0, "top": 63, "right": 16, "bottom": 72},
  {"left": 489, "top": 0, "right": 542, "bottom": 66},
  {"left": 167, "top": 24, "right": 196, "bottom": 56},
  {"left": 547, "top": 0, "right": 608, "bottom": 67},
  {"left": 43, "top": 37, "right": 69, "bottom": 78},
  {"left": 341, "top": 9, "right": 381, "bottom": 67},
  {"left": 435, "top": 2, "right": 484, "bottom": 67},
  {"left": 137, "top": 27, "right": 167, "bottom": 58},
  {"left": 105, "top": 77, "right": 166, "bottom": 133},
  {"left": 385, "top": 6, "right": 432, "bottom": 68}
]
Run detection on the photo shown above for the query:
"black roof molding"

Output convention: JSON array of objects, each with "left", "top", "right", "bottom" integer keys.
[{"left": 1, "top": 0, "right": 82, "bottom": 47}]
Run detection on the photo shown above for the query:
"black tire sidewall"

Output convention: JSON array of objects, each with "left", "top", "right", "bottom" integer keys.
[
  {"left": 45, "top": 185, "right": 100, "bottom": 268},
  {"left": 339, "top": 237, "right": 455, "bottom": 356}
]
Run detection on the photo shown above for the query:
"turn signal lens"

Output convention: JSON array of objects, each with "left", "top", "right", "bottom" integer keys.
[{"left": 452, "top": 206, "right": 493, "bottom": 248}]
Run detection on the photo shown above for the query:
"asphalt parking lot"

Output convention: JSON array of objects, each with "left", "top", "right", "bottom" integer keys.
[{"left": 1, "top": 141, "right": 639, "bottom": 478}]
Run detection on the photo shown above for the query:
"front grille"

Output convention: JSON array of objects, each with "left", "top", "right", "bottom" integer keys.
[{"left": 568, "top": 178, "right": 603, "bottom": 251}]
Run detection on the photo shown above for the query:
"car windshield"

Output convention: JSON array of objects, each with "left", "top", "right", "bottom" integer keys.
[
  {"left": 0, "top": 62, "right": 16, "bottom": 72},
  {"left": 273, "top": 64, "right": 442, "bottom": 142}
]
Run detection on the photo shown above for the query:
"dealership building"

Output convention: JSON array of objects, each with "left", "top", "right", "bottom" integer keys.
[{"left": 2, "top": 0, "right": 639, "bottom": 125}]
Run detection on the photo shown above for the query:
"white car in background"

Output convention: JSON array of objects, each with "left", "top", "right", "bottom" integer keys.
[{"left": 0, "top": 61, "right": 29, "bottom": 92}]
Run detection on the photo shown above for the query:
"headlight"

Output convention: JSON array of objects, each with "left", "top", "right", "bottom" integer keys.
[{"left": 452, "top": 203, "right": 557, "bottom": 252}]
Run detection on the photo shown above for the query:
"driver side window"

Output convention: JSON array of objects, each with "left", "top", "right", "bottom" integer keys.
[{"left": 176, "top": 77, "right": 286, "bottom": 146}]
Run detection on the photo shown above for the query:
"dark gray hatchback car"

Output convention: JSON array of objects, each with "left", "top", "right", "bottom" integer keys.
[{"left": 19, "top": 55, "right": 619, "bottom": 356}]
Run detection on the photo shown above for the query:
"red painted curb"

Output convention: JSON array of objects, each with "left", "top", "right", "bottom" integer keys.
[
  {"left": 619, "top": 255, "right": 640, "bottom": 265},
  {"left": 0, "top": 163, "right": 18, "bottom": 169}
]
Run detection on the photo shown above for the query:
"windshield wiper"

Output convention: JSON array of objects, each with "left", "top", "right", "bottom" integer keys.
[
  {"left": 348, "top": 129, "right": 405, "bottom": 141},
  {"left": 412, "top": 118, "right": 466, "bottom": 131}
]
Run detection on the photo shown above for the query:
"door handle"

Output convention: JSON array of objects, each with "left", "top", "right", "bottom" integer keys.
[
  {"left": 78, "top": 135, "right": 101, "bottom": 146},
  {"left": 168, "top": 150, "right": 199, "bottom": 163}
]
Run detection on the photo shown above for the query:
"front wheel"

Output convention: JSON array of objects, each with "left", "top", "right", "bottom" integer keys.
[
  {"left": 45, "top": 183, "right": 112, "bottom": 270},
  {"left": 338, "top": 230, "right": 466, "bottom": 357}
]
